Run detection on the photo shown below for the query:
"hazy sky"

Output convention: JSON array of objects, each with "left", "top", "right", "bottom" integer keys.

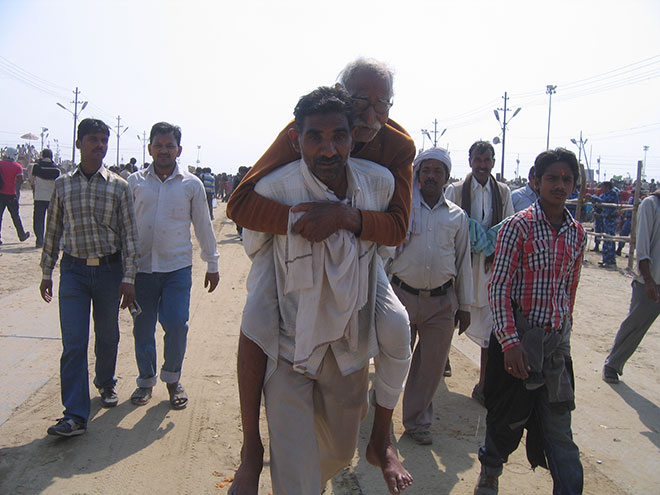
[{"left": 1, "top": 0, "right": 659, "bottom": 181}]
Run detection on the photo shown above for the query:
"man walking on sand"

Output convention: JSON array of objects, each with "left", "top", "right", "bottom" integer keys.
[
  {"left": 127, "top": 122, "right": 219, "bottom": 410},
  {"left": 40, "top": 118, "right": 138, "bottom": 437}
]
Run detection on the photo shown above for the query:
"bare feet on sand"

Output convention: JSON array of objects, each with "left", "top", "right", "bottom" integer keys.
[
  {"left": 366, "top": 437, "right": 413, "bottom": 494},
  {"left": 228, "top": 442, "right": 264, "bottom": 495}
]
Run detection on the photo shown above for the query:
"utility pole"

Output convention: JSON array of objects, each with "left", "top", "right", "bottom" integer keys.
[
  {"left": 137, "top": 131, "right": 148, "bottom": 166},
  {"left": 56, "top": 87, "right": 87, "bottom": 164},
  {"left": 493, "top": 92, "right": 521, "bottom": 180},
  {"left": 570, "top": 131, "right": 590, "bottom": 184},
  {"left": 546, "top": 84, "right": 557, "bottom": 150},
  {"left": 113, "top": 115, "right": 128, "bottom": 167},
  {"left": 421, "top": 119, "right": 446, "bottom": 149}
]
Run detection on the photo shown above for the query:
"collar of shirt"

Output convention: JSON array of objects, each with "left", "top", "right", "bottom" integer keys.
[
  {"left": 471, "top": 177, "right": 492, "bottom": 193},
  {"left": 421, "top": 192, "right": 447, "bottom": 211},
  {"left": 73, "top": 164, "right": 112, "bottom": 182},
  {"left": 529, "top": 200, "right": 578, "bottom": 235},
  {"left": 146, "top": 162, "right": 183, "bottom": 182}
]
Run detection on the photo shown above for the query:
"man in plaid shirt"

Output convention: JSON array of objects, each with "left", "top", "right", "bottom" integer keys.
[
  {"left": 40, "top": 118, "right": 139, "bottom": 437},
  {"left": 474, "top": 148, "right": 586, "bottom": 495}
]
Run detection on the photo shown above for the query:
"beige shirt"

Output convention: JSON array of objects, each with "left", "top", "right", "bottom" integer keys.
[{"left": 389, "top": 194, "right": 474, "bottom": 310}]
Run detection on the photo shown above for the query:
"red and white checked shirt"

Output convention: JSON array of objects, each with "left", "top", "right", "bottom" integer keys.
[{"left": 488, "top": 201, "right": 586, "bottom": 351}]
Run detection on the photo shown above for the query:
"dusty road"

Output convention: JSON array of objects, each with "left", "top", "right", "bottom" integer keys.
[{"left": 0, "top": 197, "right": 658, "bottom": 494}]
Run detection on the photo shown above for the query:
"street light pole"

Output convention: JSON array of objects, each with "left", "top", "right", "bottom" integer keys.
[
  {"left": 546, "top": 85, "right": 557, "bottom": 150},
  {"left": 493, "top": 92, "right": 521, "bottom": 180},
  {"left": 56, "top": 87, "right": 87, "bottom": 164},
  {"left": 137, "top": 131, "right": 148, "bottom": 166},
  {"left": 113, "top": 115, "right": 128, "bottom": 167}
]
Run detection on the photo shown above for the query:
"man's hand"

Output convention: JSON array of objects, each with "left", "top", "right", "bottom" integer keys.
[
  {"left": 291, "top": 202, "right": 361, "bottom": 242},
  {"left": 455, "top": 310, "right": 471, "bottom": 335},
  {"left": 204, "top": 271, "right": 220, "bottom": 293},
  {"left": 644, "top": 278, "right": 660, "bottom": 303},
  {"left": 118, "top": 282, "right": 135, "bottom": 309},
  {"left": 503, "top": 344, "right": 530, "bottom": 380},
  {"left": 40, "top": 280, "right": 53, "bottom": 303}
]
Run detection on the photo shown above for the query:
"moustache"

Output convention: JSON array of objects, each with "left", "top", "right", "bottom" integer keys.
[
  {"left": 353, "top": 118, "right": 382, "bottom": 132},
  {"left": 314, "top": 156, "right": 342, "bottom": 166},
  {"left": 423, "top": 179, "right": 438, "bottom": 186},
  {"left": 93, "top": 148, "right": 104, "bottom": 153}
]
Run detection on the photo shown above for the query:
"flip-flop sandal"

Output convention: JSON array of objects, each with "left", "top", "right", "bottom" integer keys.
[
  {"left": 131, "top": 387, "right": 152, "bottom": 406},
  {"left": 167, "top": 382, "right": 188, "bottom": 410}
]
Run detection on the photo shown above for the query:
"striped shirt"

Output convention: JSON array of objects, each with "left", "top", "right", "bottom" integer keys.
[
  {"left": 40, "top": 165, "right": 139, "bottom": 283},
  {"left": 488, "top": 200, "right": 586, "bottom": 351}
]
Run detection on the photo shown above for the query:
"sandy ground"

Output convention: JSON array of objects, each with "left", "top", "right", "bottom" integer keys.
[{"left": 0, "top": 193, "right": 658, "bottom": 494}]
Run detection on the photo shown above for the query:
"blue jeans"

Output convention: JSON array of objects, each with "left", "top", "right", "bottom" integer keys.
[
  {"left": 58, "top": 257, "right": 123, "bottom": 424},
  {"left": 133, "top": 266, "right": 192, "bottom": 387},
  {"left": 478, "top": 391, "right": 583, "bottom": 494}
]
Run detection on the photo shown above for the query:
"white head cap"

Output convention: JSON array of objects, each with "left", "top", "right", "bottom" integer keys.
[{"left": 413, "top": 147, "right": 452, "bottom": 177}]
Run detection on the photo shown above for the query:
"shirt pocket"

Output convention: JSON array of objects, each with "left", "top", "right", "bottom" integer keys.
[
  {"left": 435, "top": 223, "right": 457, "bottom": 250},
  {"left": 525, "top": 239, "right": 550, "bottom": 272}
]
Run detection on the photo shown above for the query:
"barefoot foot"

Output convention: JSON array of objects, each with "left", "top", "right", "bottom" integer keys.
[
  {"left": 228, "top": 442, "right": 264, "bottom": 495},
  {"left": 366, "top": 439, "right": 413, "bottom": 493}
]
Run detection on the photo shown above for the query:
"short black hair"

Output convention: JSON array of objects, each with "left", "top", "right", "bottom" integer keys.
[
  {"left": 42, "top": 148, "right": 53, "bottom": 159},
  {"left": 293, "top": 86, "right": 354, "bottom": 132},
  {"left": 533, "top": 148, "right": 579, "bottom": 181},
  {"left": 150, "top": 122, "right": 182, "bottom": 145},
  {"left": 468, "top": 140, "right": 495, "bottom": 162},
  {"left": 77, "top": 118, "right": 110, "bottom": 141}
]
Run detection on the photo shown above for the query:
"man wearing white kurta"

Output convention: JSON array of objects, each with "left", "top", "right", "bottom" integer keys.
[
  {"left": 445, "top": 141, "right": 513, "bottom": 405},
  {"left": 242, "top": 87, "right": 399, "bottom": 494}
]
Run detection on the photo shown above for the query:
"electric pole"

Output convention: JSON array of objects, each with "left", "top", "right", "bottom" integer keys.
[
  {"left": 493, "top": 92, "right": 521, "bottom": 180},
  {"left": 546, "top": 85, "right": 557, "bottom": 150},
  {"left": 137, "top": 131, "right": 148, "bottom": 167},
  {"left": 56, "top": 87, "right": 87, "bottom": 164},
  {"left": 113, "top": 115, "right": 128, "bottom": 167}
]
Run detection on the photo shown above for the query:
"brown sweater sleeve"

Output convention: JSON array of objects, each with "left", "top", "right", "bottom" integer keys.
[
  {"left": 226, "top": 122, "right": 299, "bottom": 235},
  {"left": 227, "top": 119, "right": 415, "bottom": 245},
  {"left": 354, "top": 120, "right": 415, "bottom": 246}
]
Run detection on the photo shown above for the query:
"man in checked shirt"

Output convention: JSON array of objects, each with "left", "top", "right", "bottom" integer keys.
[
  {"left": 474, "top": 148, "right": 586, "bottom": 495},
  {"left": 40, "top": 118, "right": 139, "bottom": 438}
]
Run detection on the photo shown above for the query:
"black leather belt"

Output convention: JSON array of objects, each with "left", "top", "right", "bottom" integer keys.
[
  {"left": 63, "top": 251, "right": 121, "bottom": 267},
  {"left": 391, "top": 275, "right": 452, "bottom": 298}
]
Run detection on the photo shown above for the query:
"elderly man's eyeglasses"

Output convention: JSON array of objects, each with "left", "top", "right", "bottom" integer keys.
[{"left": 352, "top": 97, "right": 393, "bottom": 115}]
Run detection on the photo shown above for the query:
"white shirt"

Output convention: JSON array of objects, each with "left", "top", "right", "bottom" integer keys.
[
  {"left": 635, "top": 195, "right": 660, "bottom": 284},
  {"left": 127, "top": 163, "right": 219, "bottom": 274},
  {"left": 389, "top": 194, "right": 474, "bottom": 310}
]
